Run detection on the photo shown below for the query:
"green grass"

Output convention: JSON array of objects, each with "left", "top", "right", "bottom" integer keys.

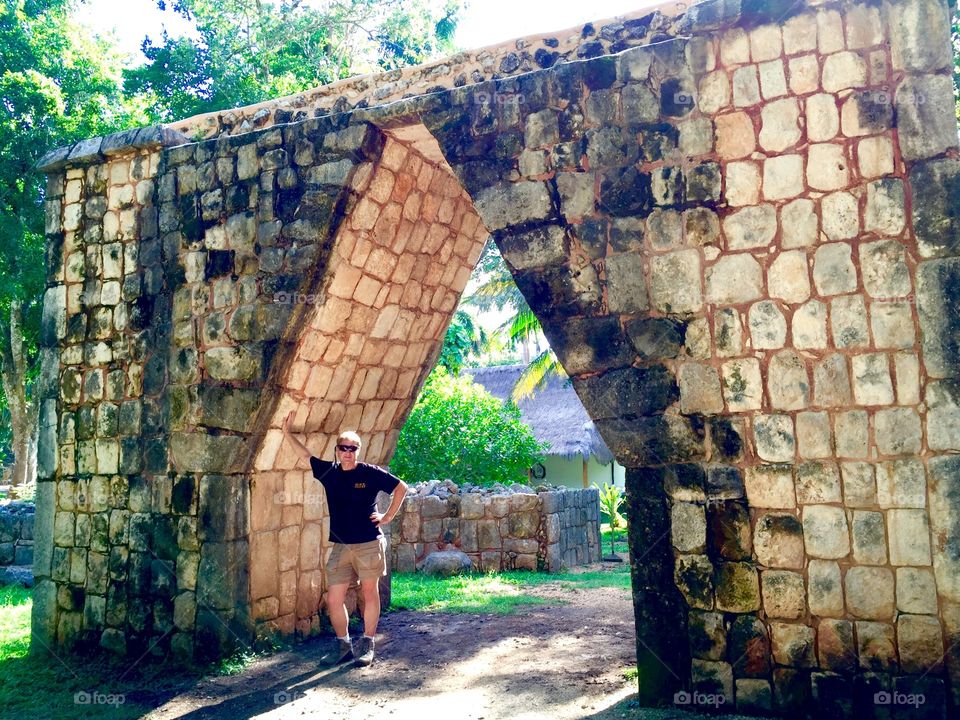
[{"left": 390, "top": 561, "right": 630, "bottom": 614}]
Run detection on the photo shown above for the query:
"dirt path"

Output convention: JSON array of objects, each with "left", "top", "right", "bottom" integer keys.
[{"left": 145, "top": 566, "right": 644, "bottom": 720}]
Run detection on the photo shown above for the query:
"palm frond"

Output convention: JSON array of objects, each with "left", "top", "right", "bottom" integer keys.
[
  {"left": 510, "top": 349, "right": 566, "bottom": 404},
  {"left": 499, "top": 305, "right": 540, "bottom": 346}
]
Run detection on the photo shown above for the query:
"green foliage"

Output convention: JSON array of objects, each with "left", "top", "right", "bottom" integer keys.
[
  {"left": 436, "top": 309, "right": 486, "bottom": 375},
  {"left": 594, "top": 482, "right": 626, "bottom": 558},
  {"left": 390, "top": 369, "right": 546, "bottom": 487},
  {"left": 126, "top": 0, "right": 463, "bottom": 122}
]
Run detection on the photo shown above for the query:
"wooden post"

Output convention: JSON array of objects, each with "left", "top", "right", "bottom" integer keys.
[{"left": 582, "top": 456, "right": 588, "bottom": 488}]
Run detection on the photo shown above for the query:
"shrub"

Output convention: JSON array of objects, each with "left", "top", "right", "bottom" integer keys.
[{"left": 390, "top": 369, "right": 546, "bottom": 487}]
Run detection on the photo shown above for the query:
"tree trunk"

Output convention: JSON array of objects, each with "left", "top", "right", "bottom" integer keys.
[{"left": 0, "top": 299, "right": 38, "bottom": 487}]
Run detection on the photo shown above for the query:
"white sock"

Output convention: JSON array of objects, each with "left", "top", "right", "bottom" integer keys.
[
  {"left": 338, "top": 635, "right": 350, "bottom": 642},
  {"left": 364, "top": 635, "right": 375, "bottom": 641}
]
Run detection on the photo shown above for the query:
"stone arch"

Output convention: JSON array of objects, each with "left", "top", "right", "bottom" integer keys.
[{"left": 34, "top": 0, "right": 960, "bottom": 713}]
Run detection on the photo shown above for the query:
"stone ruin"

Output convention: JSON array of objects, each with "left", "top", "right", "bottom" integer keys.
[{"left": 32, "top": 0, "right": 960, "bottom": 714}]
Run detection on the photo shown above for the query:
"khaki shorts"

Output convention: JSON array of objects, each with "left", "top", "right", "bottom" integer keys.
[{"left": 326, "top": 538, "right": 387, "bottom": 586}]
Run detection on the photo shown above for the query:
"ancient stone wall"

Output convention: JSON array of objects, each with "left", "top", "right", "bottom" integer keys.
[
  {"left": 34, "top": 0, "right": 960, "bottom": 715},
  {"left": 392, "top": 488, "right": 602, "bottom": 573},
  {"left": 0, "top": 503, "right": 35, "bottom": 568}
]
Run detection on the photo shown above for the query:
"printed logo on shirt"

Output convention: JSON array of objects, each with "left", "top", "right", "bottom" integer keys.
[{"left": 354, "top": 483, "right": 366, "bottom": 489}]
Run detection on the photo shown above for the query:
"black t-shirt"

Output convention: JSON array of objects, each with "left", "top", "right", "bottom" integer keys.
[{"left": 310, "top": 457, "right": 401, "bottom": 544}]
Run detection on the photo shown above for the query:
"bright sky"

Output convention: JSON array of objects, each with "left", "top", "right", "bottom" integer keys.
[{"left": 76, "top": 0, "right": 663, "bottom": 64}]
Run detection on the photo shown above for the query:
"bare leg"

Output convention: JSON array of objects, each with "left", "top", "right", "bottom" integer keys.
[
  {"left": 359, "top": 578, "right": 381, "bottom": 637},
  {"left": 326, "top": 582, "right": 350, "bottom": 637}
]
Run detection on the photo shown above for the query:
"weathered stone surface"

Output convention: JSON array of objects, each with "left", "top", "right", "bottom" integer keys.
[
  {"left": 671, "top": 502, "right": 706, "bottom": 553},
  {"left": 896, "top": 75, "right": 957, "bottom": 161},
  {"left": 754, "top": 513, "right": 804, "bottom": 569},
  {"left": 748, "top": 301, "right": 786, "bottom": 350},
  {"left": 898, "top": 615, "right": 944, "bottom": 673},
  {"left": 821, "top": 191, "right": 858, "bottom": 241},
  {"left": 649, "top": 250, "right": 702, "bottom": 314},
  {"left": 780, "top": 198, "right": 818, "bottom": 248},
  {"left": 771, "top": 622, "right": 816, "bottom": 667},
  {"left": 856, "top": 621, "right": 896, "bottom": 671},
  {"left": 767, "top": 251, "right": 809, "bottom": 304},
  {"left": 796, "top": 412, "right": 831, "bottom": 459},
  {"left": 802, "top": 505, "right": 849, "bottom": 559},
  {"left": 762, "top": 571, "right": 805, "bottom": 619},
  {"left": 887, "top": 509, "right": 931, "bottom": 566},
  {"left": 419, "top": 549, "right": 472, "bottom": 576},
  {"left": 817, "top": 619, "right": 855, "bottom": 673},
  {"left": 678, "top": 363, "right": 723, "bottom": 415},
  {"left": 897, "top": 567, "right": 938, "bottom": 615},
  {"left": 729, "top": 615, "right": 771, "bottom": 678},
  {"left": 754, "top": 414, "right": 795, "bottom": 463},
  {"left": 473, "top": 181, "right": 552, "bottom": 231},
  {"left": 889, "top": 0, "right": 953, "bottom": 72},
  {"left": 706, "top": 254, "right": 763, "bottom": 304},
  {"left": 806, "top": 143, "right": 848, "bottom": 191},
  {"left": 793, "top": 300, "right": 827, "bottom": 350},
  {"left": 808, "top": 559, "right": 844, "bottom": 617},
  {"left": 745, "top": 465, "right": 796, "bottom": 510},
  {"left": 851, "top": 511, "right": 887, "bottom": 565},
  {"left": 926, "top": 380, "right": 960, "bottom": 451},
  {"left": 688, "top": 610, "right": 726, "bottom": 661},
  {"left": 675, "top": 554, "right": 714, "bottom": 610},
  {"left": 845, "top": 566, "right": 894, "bottom": 620},
  {"left": 813, "top": 243, "right": 856, "bottom": 296},
  {"left": 768, "top": 351, "right": 810, "bottom": 411},
  {"left": 723, "top": 205, "right": 776, "bottom": 250},
  {"left": 714, "top": 561, "right": 760, "bottom": 613}
]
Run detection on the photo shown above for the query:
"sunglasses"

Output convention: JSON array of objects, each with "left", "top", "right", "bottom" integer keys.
[{"left": 336, "top": 444, "right": 359, "bottom": 453}]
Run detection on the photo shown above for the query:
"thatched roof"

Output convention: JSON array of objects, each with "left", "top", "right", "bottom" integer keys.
[{"left": 463, "top": 365, "right": 615, "bottom": 465}]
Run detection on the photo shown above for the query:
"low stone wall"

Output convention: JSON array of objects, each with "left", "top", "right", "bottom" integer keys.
[
  {"left": 0, "top": 502, "right": 35, "bottom": 567},
  {"left": 391, "top": 487, "right": 601, "bottom": 573}
]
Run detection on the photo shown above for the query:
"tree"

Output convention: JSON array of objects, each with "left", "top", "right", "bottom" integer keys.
[
  {"left": 0, "top": 0, "right": 148, "bottom": 485},
  {"left": 125, "top": 0, "right": 462, "bottom": 122},
  {"left": 435, "top": 309, "right": 487, "bottom": 376},
  {"left": 390, "top": 370, "right": 547, "bottom": 487}
]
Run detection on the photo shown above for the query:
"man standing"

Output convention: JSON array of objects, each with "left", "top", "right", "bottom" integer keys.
[{"left": 282, "top": 411, "right": 408, "bottom": 666}]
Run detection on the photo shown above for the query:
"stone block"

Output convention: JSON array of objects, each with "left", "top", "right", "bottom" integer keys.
[
  {"left": 768, "top": 351, "right": 810, "bottom": 410},
  {"left": 745, "top": 466, "right": 796, "bottom": 510},
  {"left": 857, "top": 135, "right": 894, "bottom": 179},
  {"left": 806, "top": 143, "right": 848, "bottom": 191},
  {"left": 767, "top": 251, "right": 809, "bottom": 304},
  {"left": 671, "top": 502, "right": 706, "bottom": 553},
  {"left": 759, "top": 99, "right": 800, "bottom": 153},
  {"left": 896, "top": 567, "right": 938, "bottom": 614},
  {"left": 649, "top": 249, "right": 702, "bottom": 314},
  {"left": 856, "top": 621, "right": 896, "bottom": 671},
  {"left": 780, "top": 197, "right": 818, "bottom": 248},
  {"left": 845, "top": 567, "right": 894, "bottom": 620},
  {"left": 817, "top": 619, "right": 855, "bottom": 673},
  {"left": 896, "top": 75, "right": 957, "bottom": 161},
  {"left": 822, "top": 52, "right": 867, "bottom": 93},
  {"left": 473, "top": 181, "right": 552, "bottom": 231},
  {"left": 897, "top": 615, "right": 944, "bottom": 673},
  {"left": 788, "top": 54, "right": 819, "bottom": 95},
  {"left": 748, "top": 300, "right": 786, "bottom": 349},
  {"left": 754, "top": 512, "right": 804, "bottom": 568},
  {"left": 802, "top": 505, "right": 849, "bottom": 559},
  {"left": 793, "top": 300, "right": 828, "bottom": 349},
  {"left": 796, "top": 412, "right": 831, "bottom": 459},
  {"left": 889, "top": 0, "right": 953, "bottom": 72},
  {"left": 736, "top": 679, "right": 772, "bottom": 712},
  {"left": 887, "top": 509, "right": 931, "bottom": 566},
  {"left": 714, "top": 308, "right": 742, "bottom": 357},
  {"left": 754, "top": 414, "right": 795, "bottom": 463},
  {"left": 645, "top": 208, "right": 681, "bottom": 250},
  {"left": 926, "top": 380, "right": 960, "bottom": 450},
  {"left": 874, "top": 408, "right": 922, "bottom": 456},
  {"left": 808, "top": 560, "right": 844, "bottom": 617},
  {"left": 771, "top": 622, "right": 816, "bottom": 667},
  {"left": 821, "top": 191, "right": 859, "bottom": 241},
  {"left": 813, "top": 243, "right": 856, "bottom": 296},
  {"left": 675, "top": 554, "right": 714, "bottom": 610},
  {"left": 714, "top": 561, "right": 760, "bottom": 613},
  {"left": 605, "top": 254, "right": 648, "bottom": 314},
  {"left": 851, "top": 511, "right": 887, "bottom": 565},
  {"left": 864, "top": 180, "right": 905, "bottom": 237},
  {"left": 678, "top": 363, "right": 723, "bottom": 415},
  {"left": 688, "top": 610, "right": 726, "bottom": 661},
  {"left": 732, "top": 65, "right": 760, "bottom": 107},
  {"left": 841, "top": 462, "right": 875, "bottom": 507},
  {"left": 725, "top": 161, "right": 760, "bottom": 206},
  {"left": 729, "top": 615, "right": 771, "bottom": 678},
  {"left": 833, "top": 295, "right": 870, "bottom": 350},
  {"left": 762, "top": 570, "right": 806, "bottom": 619},
  {"left": 715, "top": 111, "right": 755, "bottom": 160},
  {"left": 894, "top": 353, "right": 921, "bottom": 406},
  {"left": 723, "top": 204, "right": 777, "bottom": 250},
  {"left": 706, "top": 254, "right": 763, "bottom": 304},
  {"left": 758, "top": 59, "right": 787, "bottom": 100},
  {"left": 870, "top": 301, "right": 914, "bottom": 349},
  {"left": 796, "top": 462, "right": 840, "bottom": 504},
  {"left": 851, "top": 353, "right": 893, "bottom": 406},
  {"left": 721, "top": 358, "right": 763, "bottom": 412},
  {"left": 806, "top": 93, "right": 839, "bottom": 142},
  {"left": 684, "top": 208, "right": 720, "bottom": 246},
  {"left": 698, "top": 71, "right": 730, "bottom": 115},
  {"left": 691, "top": 659, "right": 734, "bottom": 704},
  {"left": 835, "top": 410, "right": 868, "bottom": 458}
]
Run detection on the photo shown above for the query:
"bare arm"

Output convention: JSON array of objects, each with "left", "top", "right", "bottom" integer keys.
[
  {"left": 281, "top": 411, "right": 313, "bottom": 465},
  {"left": 371, "top": 480, "right": 408, "bottom": 528}
]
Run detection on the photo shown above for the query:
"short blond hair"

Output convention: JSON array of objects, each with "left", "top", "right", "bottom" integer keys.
[{"left": 337, "top": 430, "right": 362, "bottom": 448}]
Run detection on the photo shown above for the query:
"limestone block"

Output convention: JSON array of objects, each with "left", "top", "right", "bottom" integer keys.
[
  {"left": 830, "top": 295, "right": 869, "bottom": 349},
  {"left": 675, "top": 554, "right": 714, "bottom": 610},
  {"left": 896, "top": 75, "right": 958, "bottom": 161},
  {"left": 671, "top": 502, "right": 707, "bottom": 552},
  {"left": 861, "top": 240, "right": 911, "bottom": 299},
  {"left": 930, "top": 456, "right": 960, "bottom": 601},
  {"left": 817, "top": 9, "right": 844, "bottom": 54},
  {"left": 706, "top": 254, "right": 764, "bottom": 304},
  {"left": 763, "top": 155, "right": 804, "bottom": 200},
  {"left": 706, "top": 498, "right": 750, "bottom": 557},
  {"left": 871, "top": 302, "right": 914, "bottom": 349},
  {"left": 555, "top": 173, "right": 594, "bottom": 220},
  {"left": 817, "top": 619, "right": 855, "bottom": 672},
  {"left": 794, "top": 300, "right": 828, "bottom": 350},
  {"left": 729, "top": 614, "right": 770, "bottom": 678},
  {"left": 842, "top": 462, "right": 876, "bottom": 507},
  {"left": 894, "top": 353, "right": 920, "bottom": 405},
  {"left": 851, "top": 353, "right": 893, "bottom": 406},
  {"left": 821, "top": 192, "right": 859, "bottom": 241},
  {"left": 808, "top": 559, "right": 844, "bottom": 617},
  {"left": 733, "top": 66, "right": 761, "bottom": 107},
  {"left": 684, "top": 318, "right": 712, "bottom": 361},
  {"left": 912, "top": 164, "right": 960, "bottom": 260},
  {"left": 473, "top": 181, "right": 551, "bottom": 231},
  {"left": 926, "top": 380, "right": 960, "bottom": 451},
  {"left": 698, "top": 71, "right": 731, "bottom": 115},
  {"left": 841, "top": 92, "right": 893, "bottom": 139},
  {"left": 649, "top": 249, "right": 702, "bottom": 314},
  {"left": 715, "top": 111, "right": 755, "bottom": 160},
  {"left": 889, "top": 0, "right": 952, "bottom": 72},
  {"left": 802, "top": 505, "right": 849, "bottom": 559},
  {"left": 721, "top": 358, "right": 763, "bottom": 412},
  {"left": 771, "top": 622, "right": 816, "bottom": 667},
  {"left": 679, "top": 117, "right": 714, "bottom": 156},
  {"left": 822, "top": 52, "right": 867, "bottom": 93},
  {"left": 762, "top": 571, "right": 806, "bottom": 619},
  {"left": 783, "top": 13, "right": 816, "bottom": 55},
  {"left": 691, "top": 659, "right": 734, "bottom": 702},
  {"left": 678, "top": 363, "right": 723, "bottom": 415},
  {"left": 736, "top": 679, "right": 772, "bottom": 712},
  {"left": 856, "top": 620, "right": 896, "bottom": 670},
  {"left": 835, "top": 410, "right": 868, "bottom": 458},
  {"left": 745, "top": 465, "right": 796, "bottom": 510},
  {"left": 788, "top": 54, "right": 820, "bottom": 95},
  {"left": 806, "top": 94, "right": 839, "bottom": 142},
  {"left": 806, "top": 143, "right": 848, "bottom": 191},
  {"left": 796, "top": 461, "right": 841, "bottom": 504},
  {"left": 714, "top": 561, "right": 760, "bottom": 613},
  {"left": 797, "top": 412, "right": 832, "bottom": 459},
  {"left": 780, "top": 198, "right": 818, "bottom": 248},
  {"left": 524, "top": 109, "right": 558, "bottom": 148},
  {"left": 846, "top": 566, "right": 895, "bottom": 619},
  {"left": 720, "top": 27, "right": 750, "bottom": 66},
  {"left": 887, "top": 509, "right": 932, "bottom": 566},
  {"left": 754, "top": 414, "right": 795, "bottom": 463},
  {"left": 646, "top": 209, "right": 681, "bottom": 250},
  {"left": 874, "top": 407, "right": 922, "bottom": 456},
  {"left": 857, "top": 135, "right": 894, "bottom": 179},
  {"left": 499, "top": 224, "right": 566, "bottom": 270},
  {"left": 758, "top": 60, "right": 787, "bottom": 100},
  {"left": 898, "top": 615, "right": 944, "bottom": 673},
  {"left": 725, "top": 161, "right": 760, "bottom": 206},
  {"left": 714, "top": 308, "right": 742, "bottom": 357},
  {"left": 864, "top": 179, "right": 905, "bottom": 236},
  {"left": 851, "top": 511, "right": 887, "bottom": 565},
  {"left": 749, "top": 24, "right": 781, "bottom": 62},
  {"left": 767, "top": 252, "right": 809, "bottom": 305},
  {"left": 813, "top": 243, "right": 856, "bottom": 295},
  {"left": 768, "top": 351, "right": 810, "bottom": 410},
  {"left": 605, "top": 254, "right": 648, "bottom": 314},
  {"left": 895, "top": 567, "right": 938, "bottom": 616},
  {"left": 724, "top": 204, "right": 777, "bottom": 251},
  {"left": 688, "top": 610, "right": 726, "bottom": 661},
  {"left": 748, "top": 300, "right": 786, "bottom": 349},
  {"left": 684, "top": 208, "right": 720, "bottom": 246},
  {"left": 754, "top": 513, "right": 804, "bottom": 568}
]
